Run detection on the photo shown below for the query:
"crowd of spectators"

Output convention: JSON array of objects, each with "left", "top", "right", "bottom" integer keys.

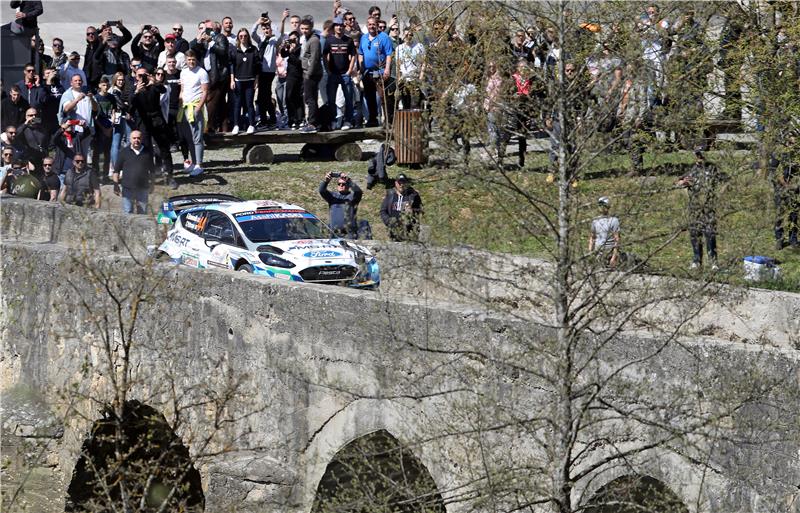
[
  {"left": 0, "top": 1, "right": 796, "bottom": 255},
  {"left": 0, "top": 1, "right": 419, "bottom": 208}
]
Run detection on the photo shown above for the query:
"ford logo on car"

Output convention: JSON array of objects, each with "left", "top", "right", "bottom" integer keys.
[{"left": 304, "top": 250, "right": 342, "bottom": 258}]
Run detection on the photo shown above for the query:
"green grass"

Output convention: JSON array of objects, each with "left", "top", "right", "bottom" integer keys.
[{"left": 184, "top": 146, "right": 800, "bottom": 293}]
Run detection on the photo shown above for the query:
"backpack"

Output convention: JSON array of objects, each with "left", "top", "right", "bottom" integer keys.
[{"left": 10, "top": 174, "right": 40, "bottom": 198}]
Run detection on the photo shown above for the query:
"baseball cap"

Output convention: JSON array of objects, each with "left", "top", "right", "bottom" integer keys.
[
  {"left": 69, "top": 51, "right": 80, "bottom": 58},
  {"left": 333, "top": 16, "right": 344, "bottom": 26},
  {"left": 165, "top": 33, "right": 176, "bottom": 40},
  {"left": 598, "top": 196, "right": 610, "bottom": 207},
  {"left": 395, "top": 173, "right": 411, "bottom": 183}
]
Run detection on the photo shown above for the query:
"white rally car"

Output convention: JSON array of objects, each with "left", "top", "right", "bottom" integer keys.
[{"left": 157, "top": 199, "right": 380, "bottom": 288}]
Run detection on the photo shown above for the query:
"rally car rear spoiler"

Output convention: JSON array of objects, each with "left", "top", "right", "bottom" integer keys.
[{"left": 157, "top": 194, "right": 244, "bottom": 224}]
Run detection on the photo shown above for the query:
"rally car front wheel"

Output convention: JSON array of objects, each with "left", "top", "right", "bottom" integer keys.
[{"left": 237, "top": 263, "right": 253, "bottom": 273}]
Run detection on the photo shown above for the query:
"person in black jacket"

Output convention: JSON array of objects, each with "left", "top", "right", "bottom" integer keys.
[
  {"left": 50, "top": 120, "right": 91, "bottom": 177},
  {"left": 319, "top": 171, "right": 363, "bottom": 238},
  {"left": 9, "top": 0, "right": 42, "bottom": 33},
  {"left": 131, "top": 26, "right": 164, "bottom": 72},
  {"left": 94, "top": 22, "right": 133, "bottom": 82},
  {"left": 229, "top": 28, "right": 259, "bottom": 134},
  {"left": 41, "top": 66, "right": 64, "bottom": 135},
  {"left": 190, "top": 21, "right": 230, "bottom": 133},
  {"left": 16, "top": 107, "right": 48, "bottom": 170},
  {"left": 112, "top": 129, "right": 153, "bottom": 213},
  {"left": 130, "top": 68, "right": 177, "bottom": 189},
  {"left": 1, "top": 86, "right": 29, "bottom": 131},
  {"left": 15, "top": 62, "right": 46, "bottom": 110},
  {"left": 83, "top": 26, "right": 102, "bottom": 89},
  {"left": 380, "top": 173, "right": 423, "bottom": 241},
  {"left": 279, "top": 31, "right": 304, "bottom": 129}
]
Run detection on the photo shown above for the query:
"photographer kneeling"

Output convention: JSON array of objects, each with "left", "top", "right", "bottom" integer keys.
[{"left": 319, "top": 171, "right": 363, "bottom": 239}]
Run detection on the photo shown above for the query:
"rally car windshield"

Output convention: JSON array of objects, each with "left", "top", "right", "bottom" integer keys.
[{"left": 238, "top": 215, "right": 334, "bottom": 242}]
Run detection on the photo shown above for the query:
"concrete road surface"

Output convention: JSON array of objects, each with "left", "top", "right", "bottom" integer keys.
[{"left": 7, "top": 1, "right": 408, "bottom": 64}]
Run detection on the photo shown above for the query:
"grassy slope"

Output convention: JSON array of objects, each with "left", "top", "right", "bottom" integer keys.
[{"left": 179, "top": 144, "right": 799, "bottom": 292}]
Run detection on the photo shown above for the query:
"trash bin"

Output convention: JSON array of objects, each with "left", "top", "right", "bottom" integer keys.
[{"left": 394, "top": 109, "right": 425, "bottom": 164}]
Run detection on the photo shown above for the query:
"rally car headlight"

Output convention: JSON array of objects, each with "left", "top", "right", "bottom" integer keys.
[{"left": 259, "top": 253, "right": 296, "bottom": 268}]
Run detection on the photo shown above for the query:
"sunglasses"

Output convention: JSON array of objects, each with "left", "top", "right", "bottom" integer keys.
[
  {"left": 3, "top": 153, "right": 13, "bottom": 157},
  {"left": 53, "top": 43, "right": 63, "bottom": 47},
  {"left": 86, "top": 32, "right": 97, "bottom": 36},
  {"left": 142, "top": 35, "right": 153, "bottom": 38},
  {"left": 173, "top": 27, "right": 183, "bottom": 31},
  {"left": 74, "top": 159, "right": 85, "bottom": 163},
  {"left": 43, "top": 163, "right": 53, "bottom": 166}
]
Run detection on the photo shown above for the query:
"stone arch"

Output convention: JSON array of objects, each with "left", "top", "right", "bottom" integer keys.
[
  {"left": 65, "top": 400, "right": 204, "bottom": 512},
  {"left": 311, "top": 429, "right": 446, "bottom": 513},
  {"left": 584, "top": 474, "right": 688, "bottom": 513}
]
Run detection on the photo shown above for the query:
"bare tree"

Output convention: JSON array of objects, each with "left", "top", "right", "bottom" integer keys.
[
  {"left": 2, "top": 218, "right": 267, "bottom": 513},
  {"left": 306, "top": 2, "right": 800, "bottom": 512}
]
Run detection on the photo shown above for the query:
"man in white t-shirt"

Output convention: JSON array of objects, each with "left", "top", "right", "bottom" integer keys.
[
  {"left": 179, "top": 50, "right": 209, "bottom": 177},
  {"left": 396, "top": 27, "right": 426, "bottom": 109},
  {"left": 157, "top": 34, "right": 186, "bottom": 69},
  {"left": 589, "top": 196, "right": 621, "bottom": 268}
]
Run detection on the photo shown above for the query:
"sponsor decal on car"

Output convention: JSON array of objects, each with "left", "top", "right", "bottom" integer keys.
[
  {"left": 288, "top": 243, "right": 339, "bottom": 251},
  {"left": 181, "top": 253, "right": 199, "bottom": 267},
  {"left": 236, "top": 212, "right": 316, "bottom": 221},
  {"left": 303, "top": 250, "right": 342, "bottom": 258},
  {"left": 168, "top": 233, "right": 190, "bottom": 247}
]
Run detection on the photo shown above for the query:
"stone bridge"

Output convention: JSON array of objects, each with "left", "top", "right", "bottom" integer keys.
[{"left": 1, "top": 198, "right": 798, "bottom": 513}]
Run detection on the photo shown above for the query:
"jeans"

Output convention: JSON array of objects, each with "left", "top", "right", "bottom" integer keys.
[
  {"left": 233, "top": 79, "right": 256, "bottom": 129},
  {"left": 183, "top": 111, "right": 205, "bottom": 166},
  {"left": 326, "top": 73, "right": 355, "bottom": 125},
  {"left": 689, "top": 220, "right": 717, "bottom": 264},
  {"left": 276, "top": 77, "right": 287, "bottom": 119},
  {"left": 122, "top": 187, "right": 148, "bottom": 214},
  {"left": 110, "top": 118, "right": 132, "bottom": 173},
  {"left": 285, "top": 74, "right": 305, "bottom": 127},
  {"left": 774, "top": 184, "right": 799, "bottom": 245},
  {"left": 303, "top": 74, "right": 322, "bottom": 127},
  {"left": 257, "top": 72, "right": 276, "bottom": 125},
  {"left": 206, "top": 80, "right": 229, "bottom": 132}
]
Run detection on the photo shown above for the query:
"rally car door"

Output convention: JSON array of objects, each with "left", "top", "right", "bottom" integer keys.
[
  {"left": 201, "top": 211, "right": 241, "bottom": 270},
  {"left": 174, "top": 210, "right": 210, "bottom": 268}
]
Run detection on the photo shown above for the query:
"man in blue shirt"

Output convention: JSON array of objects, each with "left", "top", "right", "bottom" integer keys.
[{"left": 358, "top": 17, "right": 393, "bottom": 127}]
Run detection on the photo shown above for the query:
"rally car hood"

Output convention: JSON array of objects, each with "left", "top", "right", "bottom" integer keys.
[{"left": 256, "top": 239, "right": 372, "bottom": 261}]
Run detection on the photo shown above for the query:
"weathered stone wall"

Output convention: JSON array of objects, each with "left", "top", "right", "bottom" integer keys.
[
  {"left": 3, "top": 198, "right": 798, "bottom": 348},
  {"left": 2, "top": 197, "right": 799, "bottom": 513}
]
